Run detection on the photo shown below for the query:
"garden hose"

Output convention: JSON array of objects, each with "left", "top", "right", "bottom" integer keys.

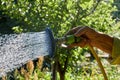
[
  {"left": 88, "top": 44, "right": 108, "bottom": 80},
  {"left": 57, "top": 35, "right": 108, "bottom": 80}
]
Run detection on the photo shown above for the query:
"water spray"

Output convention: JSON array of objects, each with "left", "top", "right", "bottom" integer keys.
[{"left": 0, "top": 27, "right": 108, "bottom": 80}]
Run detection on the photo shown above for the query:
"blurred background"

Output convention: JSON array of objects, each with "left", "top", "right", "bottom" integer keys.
[{"left": 0, "top": 0, "right": 120, "bottom": 80}]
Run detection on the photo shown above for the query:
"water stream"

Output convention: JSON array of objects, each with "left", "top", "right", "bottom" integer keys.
[{"left": 0, "top": 31, "right": 51, "bottom": 76}]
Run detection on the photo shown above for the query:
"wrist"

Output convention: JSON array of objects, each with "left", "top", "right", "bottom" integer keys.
[{"left": 92, "top": 33, "right": 113, "bottom": 54}]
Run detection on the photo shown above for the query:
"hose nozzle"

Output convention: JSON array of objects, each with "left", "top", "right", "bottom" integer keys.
[{"left": 56, "top": 35, "right": 81, "bottom": 45}]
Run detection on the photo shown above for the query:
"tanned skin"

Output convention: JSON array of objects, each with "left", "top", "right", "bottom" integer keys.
[{"left": 65, "top": 26, "right": 113, "bottom": 55}]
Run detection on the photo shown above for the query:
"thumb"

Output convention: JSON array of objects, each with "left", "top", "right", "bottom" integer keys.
[{"left": 67, "top": 38, "right": 88, "bottom": 48}]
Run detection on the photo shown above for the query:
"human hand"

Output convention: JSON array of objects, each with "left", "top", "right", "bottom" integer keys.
[
  {"left": 65, "top": 26, "right": 99, "bottom": 48},
  {"left": 65, "top": 26, "right": 113, "bottom": 54}
]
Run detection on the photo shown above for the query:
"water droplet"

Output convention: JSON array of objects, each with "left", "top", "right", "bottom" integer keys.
[{"left": 0, "top": 31, "right": 51, "bottom": 76}]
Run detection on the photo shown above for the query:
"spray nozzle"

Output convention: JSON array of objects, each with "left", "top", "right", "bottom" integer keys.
[{"left": 56, "top": 35, "right": 81, "bottom": 46}]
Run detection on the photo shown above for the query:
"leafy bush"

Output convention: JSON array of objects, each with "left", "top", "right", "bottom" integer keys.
[{"left": 0, "top": 0, "right": 120, "bottom": 80}]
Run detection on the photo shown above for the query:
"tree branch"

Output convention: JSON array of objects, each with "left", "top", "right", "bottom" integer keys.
[
  {"left": 79, "top": 0, "right": 101, "bottom": 19},
  {"left": 63, "top": 50, "right": 70, "bottom": 73}
]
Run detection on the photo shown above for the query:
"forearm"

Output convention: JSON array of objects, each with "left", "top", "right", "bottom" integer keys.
[{"left": 92, "top": 33, "right": 113, "bottom": 55}]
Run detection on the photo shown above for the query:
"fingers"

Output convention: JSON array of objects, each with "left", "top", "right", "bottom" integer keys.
[
  {"left": 65, "top": 26, "right": 94, "bottom": 48},
  {"left": 67, "top": 38, "right": 88, "bottom": 48},
  {"left": 74, "top": 26, "right": 90, "bottom": 37},
  {"left": 67, "top": 43, "right": 79, "bottom": 48},
  {"left": 64, "top": 27, "right": 81, "bottom": 36}
]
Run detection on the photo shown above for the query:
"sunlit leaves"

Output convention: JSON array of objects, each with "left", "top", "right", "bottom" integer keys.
[
  {"left": 80, "top": 0, "right": 94, "bottom": 10},
  {"left": 12, "top": 26, "right": 23, "bottom": 33},
  {"left": 1, "top": 0, "right": 120, "bottom": 79},
  {"left": 81, "top": 0, "right": 116, "bottom": 33}
]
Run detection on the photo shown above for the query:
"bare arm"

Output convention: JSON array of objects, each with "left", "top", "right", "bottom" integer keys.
[
  {"left": 66, "top": 26, "right": 113, "bottom": 55},
  {"left": 92, "top": 33, "right": 113, "bottom": 54}
]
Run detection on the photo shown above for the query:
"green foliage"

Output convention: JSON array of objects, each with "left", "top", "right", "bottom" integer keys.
[
  {"left": 1, "top": 0, "right": 117, "bottom": 33},
  {"left": 81, "top": 0, "right": 117, "bottom": 33},
  {"left": 0, "top": 0, "right": 120, "bottom": 80}
]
